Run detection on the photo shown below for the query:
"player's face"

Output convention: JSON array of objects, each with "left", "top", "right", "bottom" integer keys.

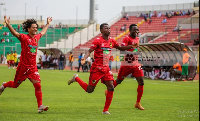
[
  {"left": 28, "top": 24, "right": 38, "bottom": 35},
  {"left": 101, "top": 25, "right": 110, "bottom": 36},
  {"left": 130, "top": 26, "right": 139, "bottom": 37}
]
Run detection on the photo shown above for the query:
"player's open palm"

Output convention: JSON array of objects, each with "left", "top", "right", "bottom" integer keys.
[
  {"left": 132, "top": 43, "right": 138, "bottom": 48},
  {"left": 4, "top": 16, "right": 10, "bottom": 24},
  {"left": 47, "top": 17, "right": 52, "bottom": 24}
]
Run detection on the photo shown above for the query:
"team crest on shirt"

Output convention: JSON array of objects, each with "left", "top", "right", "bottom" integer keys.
[
  {"left": 92, "top": 80, "right": 96, "bottom": 84},
  {"left": 101, "top": 43, "right": 104, "bottom": 46},
  {"left": 110, "top": 42, "right": 112, "bottom": 48}
]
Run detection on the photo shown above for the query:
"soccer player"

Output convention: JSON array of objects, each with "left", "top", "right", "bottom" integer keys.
[
  {"left": 68, "top": 23, "right": 138, "bottom": 115},
  {"left": 13, "top": 51, "right": 18, "bottom": 69},
  {"left": 10, "top": 51, "right": 15, "bottom": 69},
  {"left": 6, "top": 52, "right": 11, "bottom": 69},
  {"left": 0, "top": 16, "right": 52, "bottom": 113},
  {"left": 106, "top": 24, "right": 145, "bottom": 110}
]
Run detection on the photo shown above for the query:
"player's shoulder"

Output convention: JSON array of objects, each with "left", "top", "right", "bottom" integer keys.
[
  {"left": 93, "top": 37, "right": 101, "bottom": 42},
  {"left": 20, "top": 33, "right": 27, "bottom": 37},
  {"left": 123, "top": 35, "right": 130, "bottom": 40},
  {"left": 109, "top": 37, "right": 116, "bottom": 41}
]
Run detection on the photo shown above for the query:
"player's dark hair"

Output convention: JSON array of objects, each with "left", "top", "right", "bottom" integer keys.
[
  {"left": 22, "top": 19, "right": 38, "bottom": 32},
  {"left": 129, "top": 24, "right": 137, "bottom": 30},
  {"left": 100, "top": 23, "right": 108, "bottom": 30}
]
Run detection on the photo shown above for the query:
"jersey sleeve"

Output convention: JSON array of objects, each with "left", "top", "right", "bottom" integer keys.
[
  {"left": 113, "top": 39, "right": 119, "bottom": 48},
  {"left": 35, "top": 33, "right": 42, "bottom": 42},
  {"left": 18, "top": 34, "right": 26, "bottom": 42},
  {"left": 90, "top": 38, "right": 99, "bottom": 50},
  {"left": 121, "top": 38, "right": 128, "bottom": 46}
]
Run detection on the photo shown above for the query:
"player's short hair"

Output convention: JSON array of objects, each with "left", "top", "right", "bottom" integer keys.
[
  {"left": 22, "top": 19, "right": 38, "bottom": 32},
  {"left": 129, "top": 24, "right": 137, "bottom": 30},
  {"left": 100, "top": 23, "right": 108, "bottom": 30}
]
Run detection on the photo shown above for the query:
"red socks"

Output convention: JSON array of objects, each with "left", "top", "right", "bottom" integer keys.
[
  {"left": 34, "top": 83, "right": 43, "bottom": 108},
  {"left": 103, "top": 91, "right": 114, "bottom": 112},
  {"left": 113, "top": 80, "right": 118, "bottom": 88},
  {"left": 75, "top": 77, "right": 88, "bottom": 92},
  {"left": 136, "top": 85, "right": 144, "bottom": 103},
  {"left": 3, "top": 81, "right": 18, "bottom": 88}
]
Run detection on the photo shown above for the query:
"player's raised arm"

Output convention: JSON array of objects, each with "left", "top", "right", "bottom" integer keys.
[
  {"left": 4, "top": 16, "right": 20, "bottom": 39},
  {"left": 40, "top": 17, "right": 52, "bottom": 36}
]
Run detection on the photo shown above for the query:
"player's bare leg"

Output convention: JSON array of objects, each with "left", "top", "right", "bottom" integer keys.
[
  {"left": 105, "top": 79, "right": 121, "bottom": 96},
  {"left": 0, "top": 82, "right": 6, "bottom": 95}
]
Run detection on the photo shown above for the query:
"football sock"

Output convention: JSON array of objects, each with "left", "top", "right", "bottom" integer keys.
[
  {"left": 34, "top": 83, "right": 43, "bottom": 108},
  {"left": 75, "top": 77, "right": 88, "bottom": 92},
  {"left": 113, "top": 80, "right": 118, "bottom": 88},
  {"left": 103, "top": 91, "right": 114, "bottom": 112},
  {"left": 3, "top": 81, "right": 18, "bottom": 88},
  {"left": 136, "top": 85, "right": 144, "bottom": 103}
]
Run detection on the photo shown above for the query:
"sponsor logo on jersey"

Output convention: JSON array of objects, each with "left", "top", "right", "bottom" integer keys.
[
  {"left": 110, "top": 42, "right": 112, "bottom": 48},
  {"left": 28, "top": 45, "right": 38, "bottom": 53}
]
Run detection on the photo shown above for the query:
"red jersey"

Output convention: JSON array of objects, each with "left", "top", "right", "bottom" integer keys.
[
  {"left": 121, "top": 35, "right": 140, "bottom": 66},
  {"left": 90, "top": 36, "right": 119, "bottom": 67},
  {"left": 18, "top": 33, "right": 42, "bottom": 68}
]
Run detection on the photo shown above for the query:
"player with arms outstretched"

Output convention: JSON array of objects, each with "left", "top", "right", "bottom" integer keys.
[
  {"left": 68, "top": 23, "right": 138, "bottom": 115},
  {"left": 0, "top": 16, "right": 52, "bottom": 113},
  {"left": 106, "top": 24, "right": 145, "bottom": 110}
]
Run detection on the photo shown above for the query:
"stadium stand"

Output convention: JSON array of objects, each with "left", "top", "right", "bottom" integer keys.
[{"left": 0, "top": 24, "right": 84, "bottom": 55}]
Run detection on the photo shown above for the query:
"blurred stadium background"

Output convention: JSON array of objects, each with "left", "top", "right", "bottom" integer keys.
[{"left": 0, "top": 0, "right": 199, "bottom": 79}]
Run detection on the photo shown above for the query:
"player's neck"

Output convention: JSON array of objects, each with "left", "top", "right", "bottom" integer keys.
[
  {"left": 102, "top": 35, "right": 109, "bottom": 40},
  {"left": 129, "top": 34, "right": 136, "bottom": 39},
  {"left": 28, "top": 33, "right": 35, "bottom": 38}
]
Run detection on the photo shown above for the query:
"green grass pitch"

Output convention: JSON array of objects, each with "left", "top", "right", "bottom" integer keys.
[{"left": 0, "top": 65, "right": 199, "bottom": 121}]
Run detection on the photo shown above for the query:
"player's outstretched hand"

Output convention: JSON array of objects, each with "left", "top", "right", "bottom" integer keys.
[
  {"left": 47, "top": 17, "right": 52, "bottom": 24},
  {"left": 132, "top": 43, "right": 139, "bottom": 48},
  {"left": 4, "top": 16, "right": 10, "bottom": 24}
]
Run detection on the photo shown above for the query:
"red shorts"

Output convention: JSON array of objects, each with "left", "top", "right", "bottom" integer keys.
[
  {"left": 7, "top": 61, "right": 10, "bottom": 65},
  {"left": 13, "top": 65, "right": 41, "bottom": 86},
  {"left": 117, "top": 66, "right": 144, "bottom": 80},
  {"left": 89, "top": 66, "right": 114, "bottom": 86},
  {"left": 10, "top": 60, "right": 15, "bottom": 65}
]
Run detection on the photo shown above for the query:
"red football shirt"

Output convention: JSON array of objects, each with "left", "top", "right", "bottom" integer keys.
[
  {"left": 90, "top": 36, "right": 119, "bottom": 67},
  {"left": 121, "top": 35, "right": 140, "bottom": 66},
  {"left": 18, "top": 33, "right": 42, "bottom": 68}
]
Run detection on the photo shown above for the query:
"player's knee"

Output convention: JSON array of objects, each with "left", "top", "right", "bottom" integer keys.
[
  {"left": 107, "top": 86, "right": 114, "bottom": 91},
  {"left": 137, "top": 77, "right": 144, "bottom": 86},
  {"left": 87, "top": 89, "right": 94, "bottom": 93},
  {"left": 139, "top": 81, "right": 144, "bottom": 86},
  {"left": 116, "top": 80, "right": 123, "bottom": 84}
]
